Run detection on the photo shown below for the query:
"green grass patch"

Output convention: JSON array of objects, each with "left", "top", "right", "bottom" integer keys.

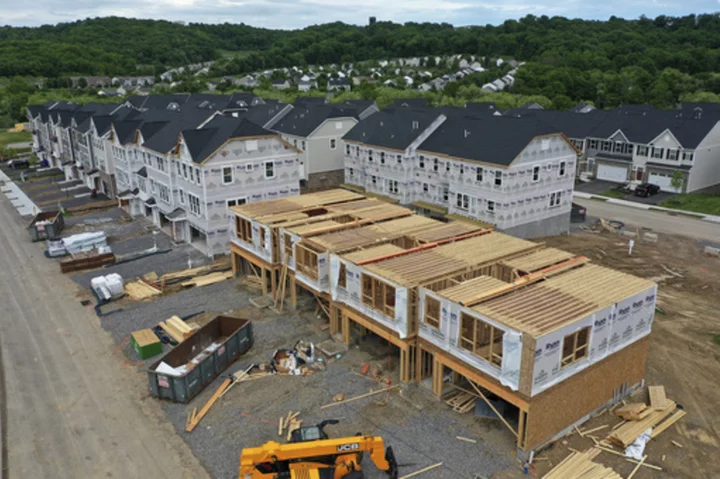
[
  {"left": 648, "top": 207, "right": 704, "bottom": 219},
  {"left": 0, "top": 129, "right": 32, "bottom": 147},
  {"left": 659, "top": 194, "right": 720, "bottom": 216},
  {"left": 599, "top": 189, "right": 627, "bottom": 199},
  {"left": 589, "top": 196, "right": 609, "bottom": 202},
  {"left": 713, "top": 334, "right": 720, "bottom": 345}
]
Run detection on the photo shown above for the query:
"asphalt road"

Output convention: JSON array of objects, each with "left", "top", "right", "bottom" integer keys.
[
  {"left": 0, "top": 196, "right": 209, "bottom": 479},
  {"left": 574, "top": 198, "right": 720, "bottom": 243}
]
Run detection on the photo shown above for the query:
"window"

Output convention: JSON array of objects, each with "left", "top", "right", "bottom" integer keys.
[
  {"left": 549, "top": 190, "right": 563, "bottom": 208},
  {"left": 459, "top": 313, "right": 503, "bottom": 367},
  {"left": 348, "top": 167, "right": 354, "bottom": 177},
  {"left": 442, "top": 186, "right": 449, "bottom": 202},
  {"left": 532, "top": 166, "right": 540, "bottom": 182},
  {"left": 682, "top": 151, "right": 694, "bottom": 161},
  {"left": 245, "top": 164, "right": 253, "bottom": 172},
  {"left": 150, "top": 179, "right": 156, "bottom": 193},
  {"left": 157, "top": 157, "right": 165, "bottom": 172},
  {"left": 138, "top": 178, "right": 146, "bottom": 193},
  {"left": 476, "top": 167, "right": 483, "bottom": 182},
  {"left": 559, "top": 161, "right": 566, "bottom": 176},
  {"left": 368, "top": 150, "right": 373, "bottom": 162},
  {"left": 601, "top": 141, "right": 612, "bottom": 152},
  {"left": 330, "top": 139, "right": 336, "bottom": 150},
  {"left": 433, "top": 158, "right": 439, "bottom": 172},
  {"left": 158, "top": 184, "right": 170, "bottom": 203},
  {"left": 361, "top": 274, "right": 396, "bottom": 318},
  {"left": 636, "top": 146, "right": 648, "bottom": 157},
  {"left": 397, "top": 155, "right": 402, "bottom": 164},
  {"left": 380, "top": 152, "right": 385, "bottom": 164},
  {"left": 295, "top": 243, "right": 319, "bottom": 280},
  {"left": 487, "top": 200, "right": 495, "bottom": 213},
  {"left": 338, "top": 262, "right": 347, "bottom": 289},
  {"left": 176, "top": 161, "right": 182, "bottom": 176},
  {"left": 195, "top": 168, "right": 201, "bottom": 184},
  {"left": 182, "top": 164, "right": 188, "bottom": 179},
  {"left": 188, "top": 194, "right": 202, "bottom": 216},
  {"left": 588, "top": 139, "right": 598, "bottom": 150},
  {"left": 561, "top": 327, "right": 590, "bottom": 368},
  {"left": 456, "top": 193, "right": 469, "bottom": 210},
  {"left": 236, "top": 217, "right": 252, "bottom": 243},
  {"left": 227, "top": 197, "right": 247, "bottom": 209},
  {"left": 389, "top": 180, "right": 399, "bottom": 194},
  {"left": 666, "top": 149, "right": 678, "bottom": 161},
  {"left": 346, "top": 144, "right": 351, "bottom": 155},
  {"left": 422, "top": 182, "right": 428, "bottom": 193},
  {"left": 494, "top": 171, "right": 502, "bottom": 187},
  {"left": 419, "top": 155, "right": 425, "bottom": 168},
  {"left": 223, "top": 166, "right": 233, "bottom": 184},
  {"left": 652, "top": 147, "right": 664, "bottom": 159},
  {"left": 355, "top": 146, "right": 360, "bottom": 156},
  {"left": 293, "top": 139, "right": 297, "bottom": 147},
  {"left": 189, "top": 167, "right": 195, "bottom": 182},
  {"left": 265, "top": 161, "right": 275, "bottom": 178},
  {"left": 301, "top": 141, "right": 305, "bottom": 151},
  {"left": 372, "top": 175, "right": 377, "bottom": 185},
  {"left": 179, "top": 190, "right": 185, "bottom": 204},
  {"left": 460, "top": 165, "right": 464, "bottom": 175},
  {"left": 424, "top": 296, "right": 441, "bottom": 329}
]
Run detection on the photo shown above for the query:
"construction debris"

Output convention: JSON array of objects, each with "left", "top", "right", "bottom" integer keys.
[
  {"left": 456, "top": 436, "right": 477, "bottom": 444},
  {"left": 180, "top": 270, "right": 233, "bottom": 288},
  {"left": 608, "top": 397, "right": 682, "bottom": 447},
  {"left": 443, "top": 389, "right": 477, "bottom": 413},
  {"left": 399, "top": 462, "right": 443, "bottom": 479},
  {"left": 543, "top": 449, "right": 621, "bottom": 479},
  {"left": 125, "top": 279, "right": 162, "bottom": 300},
  {"left": 249, "top": 296, "right": 273, "bottom": 309},
  {"left": 185, "top": 378, "right": 232, "bottom": 432},
  {"left": 157, "top": 315, "right": 196, "bottom": 344},
  {"left": 271, "top": 341, "right": 325, "bottom": 376},
  {"left": 615, "top": 403, "right": 652, "bottom": 421},
  {"left": 648, "top": 385, "right": 670, "bottom": 410},
  {"left": 320, "top": 385, "right": 401, "bottom": 409}
]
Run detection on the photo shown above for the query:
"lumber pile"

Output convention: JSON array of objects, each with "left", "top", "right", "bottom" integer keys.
[
  {"left": 648, "top": 385, "right": 670, "bottom": 410},
  {"left": 157, "top": 316, "right": 197, "bottom": 344},
  {"left": 125, "top": 279, "right": 162, "bottom": 300},
  {"left": 443, "top": 389, "right": 477, "bottom": 413},
  {"left": 615, "top": 403, "right": 653, "bottom": 421},
  {"left": 608, "top": 400, "right": 678, "bottom": 447},
  {"left": 60, "top": 252, "right": 115, "bottom": 273},
  {"left": 180, "top": 271, "right": 233, "bottom": 288},
  {"left": 543, "top": 449, "right": 621, "bottom": 479}
]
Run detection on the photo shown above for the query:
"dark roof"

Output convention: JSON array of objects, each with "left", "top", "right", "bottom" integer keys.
[
  {"left": 140, "top": 109, "right": 215, "bottom": 154},
  {"left": 113, "top": 119, "right": 142, "bottom": 145},
  {"left": 136, "top": 167, "right": 148, "bottom": 178},
  {"left": 343, "top": 109, "right": 441, "bottom": 150},
  {"left": 465, "top": 102, "right": 497, "bottom": 112},
  {"left": 393, "top": 98, "right": 429, "bottom": 109},
  {"left": 294, "top": 97, "right": 327, "bottom": 107},
  {"left": 92, "top": 115, "right": 113, "bottom": 136},
  {"left": 418, "top": 116, "right": 560, "bottom": 166},
  {"left": 145, "top": 197, "right": 156, "bottom": 206},
  {"left": 273, "top": 104, "right": 359, "bottom": 137},
  {"left": 344, "top": 100, "right": 376, "bottom": 111},
  {"left": 166, "top": 208, "right": 187, "bottom": 220},
  {"left": 593, "top": 153, "right": 633, "bottom": 164},
  {"left": 329, "top": 78, "right": 350, "bottom": 86},
  {"left": 182, "top": 117, "right": 275, "bottom": 164},
  {"left": 272, "top": 79, "right": 288, "bottom": 85},
  {"left": 240, "top": 103, "right": 290, "bottom": 128},
  {"left": 645, "top": 162, "right": 693, "bottom": 171},
  {"left": 27, "top": 105, "right": 45, "bottom": 118}
]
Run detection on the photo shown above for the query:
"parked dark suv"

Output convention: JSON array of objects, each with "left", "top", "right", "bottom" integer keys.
[{"left": 634, "top": 183, "right": 661, "bottom": 197}]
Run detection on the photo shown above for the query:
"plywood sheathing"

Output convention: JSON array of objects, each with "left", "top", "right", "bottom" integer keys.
[
  {"left": 436, "top": 276, "right": 509, "bottom": 304},
  {"left": 411, "top": 221, "right": 482, "bottom": 244},
  {"left": 524, "top": 336, "right": 650, "bottom": 450},
  {"left": 472, "top": 263, "right": 655, "bottom": 337},
  {"left": 362, "top": 232, "right": 538, "bottom": 286}
]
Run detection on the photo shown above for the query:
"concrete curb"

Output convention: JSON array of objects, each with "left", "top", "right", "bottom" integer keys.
[{"left": 573, "top": 191, "right": 720, "bottom": 223}]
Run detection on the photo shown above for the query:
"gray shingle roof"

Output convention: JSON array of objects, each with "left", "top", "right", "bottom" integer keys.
[
  {"left": 182, "top": 117, "right": 275, "bottom": 164},
  {"left": 418, "top": 116, "right": 560, "bottom": 166},
  {"left": 273, "top": 104, "right": 359, "bottom": 137},
  {"left": 343, "top": 109, "right": 441, "bottom": 150}
]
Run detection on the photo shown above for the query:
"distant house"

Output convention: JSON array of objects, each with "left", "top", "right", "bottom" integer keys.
[
  {"left": 502, "top": 74, "right": 515, "bottom": 87},
  {"left": 207, "top": 81, "right": 218, "bottom": 91},
  {"left": 271, "top": 79, "right": 292, "bottom": 90},
  {"left": 570, "top": 103, "right": 596, "bottom": 114},
  {"left": 298, "top": 79, "right": 318, "bottom": 92},
  {"left": 403, "top": 76, "right": 414, "bottom": 87},
  {"left": 470, "top": 62, "right": 484, "bottom": 72},
  {"left": 328, "top": 78, "right": 351, "bottom": 92},
  {"left": 482, "top": 83, "right": 498, "bottom": 93},
  {"left": 491, "top": 79, "right": 506, "bottom": 91}
]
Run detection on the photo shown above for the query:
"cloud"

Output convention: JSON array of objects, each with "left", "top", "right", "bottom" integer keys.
[{"left": 0, "top": 0, "right": 717, "bottom": 29}]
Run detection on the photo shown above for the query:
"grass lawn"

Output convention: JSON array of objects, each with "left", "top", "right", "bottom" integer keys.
[
  {"left": 599, "top": 189, "right": 627, "bottom": 199},
  {"left": 659, "top": 194, "right": 720, "bottom": 215},
  {"left": 0, "top": 129, "right": 32, "bottom": 148},
  {"left": 217, "top": 49, "right": 258, "bottom": 59}
]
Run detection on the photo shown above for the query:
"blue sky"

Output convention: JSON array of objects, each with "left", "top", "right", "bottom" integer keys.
[{"left": 0, "top": 0, "right": 718, "bottom": 29}]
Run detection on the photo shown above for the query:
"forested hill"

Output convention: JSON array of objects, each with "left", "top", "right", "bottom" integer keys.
[{"left": 3, "top": 14, "right": 720, "bottom": 79}]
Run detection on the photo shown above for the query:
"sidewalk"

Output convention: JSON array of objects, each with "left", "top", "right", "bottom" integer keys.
[
  {"left": 0, "top": 169, "right": 39, "bottom": 217},
  {"left": 573, "top": 191, "right": 720, "bottom": 224}
]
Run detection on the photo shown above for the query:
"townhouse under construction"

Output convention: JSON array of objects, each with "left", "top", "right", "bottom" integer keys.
[{"left": 228, "top": 189, "right": 657, "bottom": 455}]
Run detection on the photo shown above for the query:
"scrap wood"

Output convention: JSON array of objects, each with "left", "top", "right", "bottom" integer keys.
[
  {"left": 181, "top": 271, "right": 233, "bottom": 288},
  {"left": 320, "top": 385, "right": 400, "bottom": 409},
  {"left": 615, "top": 403, "right": 649, "bottom": 421},
  {"left": 593, "top": 446, "right": 662, "bottom": 471},
  {"left": 219, "top": 364, "right": 255, "bottom": 398},
  {"left": 543, "top": 449, "right": 621, "bottom": 479},
  {"left": 249, "top": 296, "right": 273, "bottom": 309},
  {"left": 185, "top": 378, "right": 232, "bottom": 432},
  {"left": 125, "top": 279, "right": 162, "bottom": 299},
  {"left": 167, "top": 316, "right": 193, "bottom": 337},
  {"left": 650, "top": 410, "right": 686, "bottom": 439},
  {"left": 608, "top": 401, "right": 676, "bottom": 447},
  {"left": 648, "top": 385, "right": 670, "bottom": 410},
  {"left": 456, "top": 436, "right": 477, "bottom": 443},
  {"left": 158, "top": 321, "right": 185, "bottom": 344},
  {"left": 399, "top": 462, "right": 443, "bottom": 479},
  {"left": 671, "top": 440, "right": 683, "bottom": 448},
  {"left": 627, "top": 455, "right": 646, "bottom": 479},
  {"left": 582, "top": 425, "right": 609, "bottom": 435}
]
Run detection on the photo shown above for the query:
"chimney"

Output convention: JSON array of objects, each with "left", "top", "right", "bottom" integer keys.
[{"left": 464, "top": 130, "right": 470, "bottom": 138}]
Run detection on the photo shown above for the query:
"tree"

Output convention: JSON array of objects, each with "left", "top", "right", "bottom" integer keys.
[
  {"left": 670, "top": 171, "right": 685, "bottom": 192},
  {"left": 77, "top": 77, "right": 88, "bottom": 89}
]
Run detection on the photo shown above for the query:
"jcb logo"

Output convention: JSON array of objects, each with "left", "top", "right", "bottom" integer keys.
[{"left": 337, "top": 443, "right": 360, "bottom": 452}]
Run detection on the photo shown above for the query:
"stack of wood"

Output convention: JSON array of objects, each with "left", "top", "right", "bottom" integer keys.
[
  {"left": 181, "top": 271, "right": 234, "bottom": 288},
  {"left": 607, "top": 386, "right": 686, "bottom": 447},
  {"left": 125, "top": 279, "right": 162, "bottom": 300},
  {"left": 60, "top": 252, "right": 115, "bottom": 273},
  {"left": 543, "top": 449, "right": 622, "bottom": 479},
  {"left": 279, "top": 411, "right": 302, "bottom": 441},
  {"left": 158, "top": 316, "right": 198, "bottom": 344},
  {"left": 443, "top": 389, "right": 477, "bottom": 413}
]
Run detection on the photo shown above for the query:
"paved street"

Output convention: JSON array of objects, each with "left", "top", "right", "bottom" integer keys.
[
  {"left": 0, "top": 196, "right": 209, "bottom": 479},
  {"left": 574, "top": 197, "right": 720, "bottom": 243}
]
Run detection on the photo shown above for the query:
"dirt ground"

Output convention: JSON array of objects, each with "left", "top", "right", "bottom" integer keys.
[{"left": 524, "top": 229, "right": 720, "bottom": 478}]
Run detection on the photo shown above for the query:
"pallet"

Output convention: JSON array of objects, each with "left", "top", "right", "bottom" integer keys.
[{"left": 443, "top": 389, "right": 477, "bottom": 413}]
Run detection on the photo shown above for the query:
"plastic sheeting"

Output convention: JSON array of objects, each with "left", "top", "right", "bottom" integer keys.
[
  {"left": 500, "top": 331, "right": 522, "bottom": 390},
  {"left": 90, "top": 273, "right": 124, "bottom": 300},
  {"left": 63, "top": 231, "right": 108, "bottom": 255}
]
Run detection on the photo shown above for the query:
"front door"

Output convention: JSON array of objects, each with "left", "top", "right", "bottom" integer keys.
[{"left": 636, "top": 167, "right": 644, "bottom": 181}]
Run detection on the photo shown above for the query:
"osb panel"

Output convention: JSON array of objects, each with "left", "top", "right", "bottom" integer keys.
[
  {"left": 518, "top": 335, "right": 536, "bottom": 397},
  {"left": 524, "top": 337, "right": 649, "bottom": 450}
]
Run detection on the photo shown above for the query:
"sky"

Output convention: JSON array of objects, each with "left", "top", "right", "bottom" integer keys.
[{"left": 0, "top": 0, "right": 718, "bottom": 29}]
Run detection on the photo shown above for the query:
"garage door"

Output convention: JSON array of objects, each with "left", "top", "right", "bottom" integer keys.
[
  {"left": 597, "top": 163, "right": 628, "bottom": 183},
  {"left": 648, "top": 172, "right": 682, "bottom": 193}
]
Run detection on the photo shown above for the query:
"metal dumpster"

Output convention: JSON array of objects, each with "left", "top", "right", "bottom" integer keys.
[
  {"left": 147, "top": 316, "right": 253, "bottom": 403},
  {"left": 27, "top": 210, "right": 64, "bottom": 241}
]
